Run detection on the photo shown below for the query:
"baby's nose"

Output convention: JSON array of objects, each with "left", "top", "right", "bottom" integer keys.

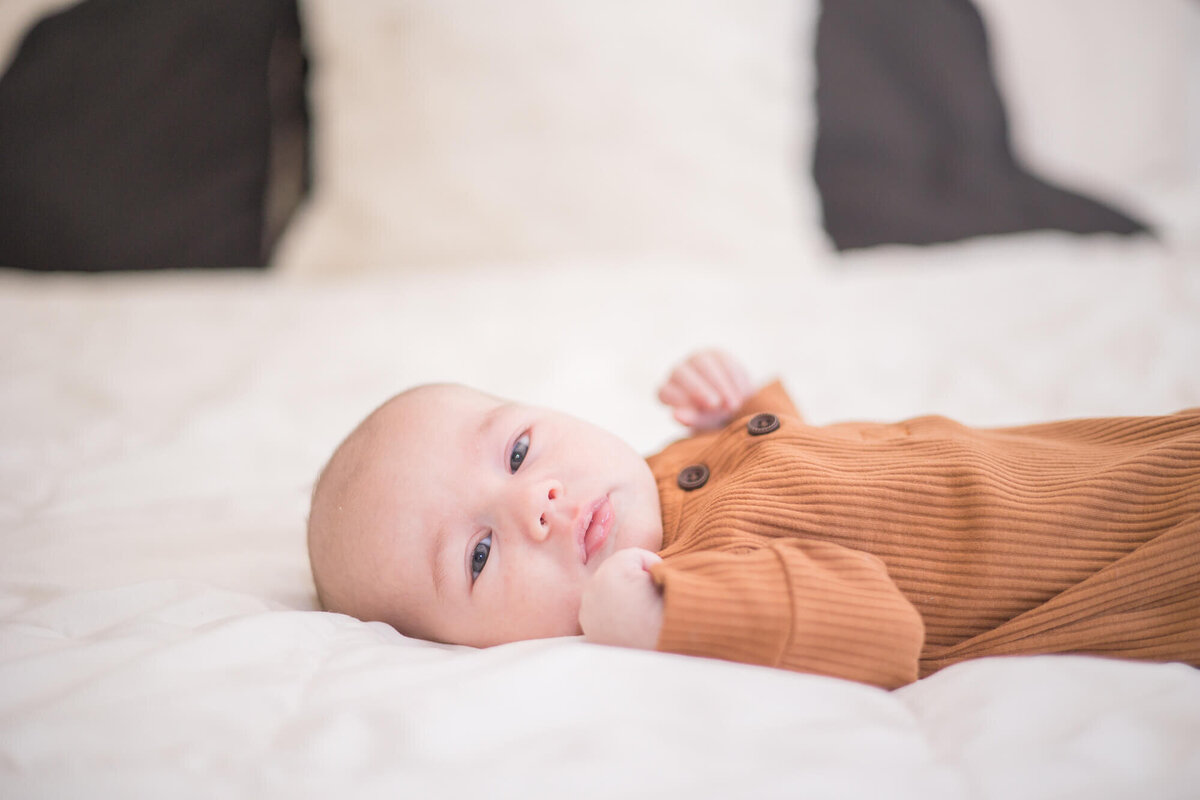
[{"left": 525, "top": 482, "right": 561, "bottom": 543}]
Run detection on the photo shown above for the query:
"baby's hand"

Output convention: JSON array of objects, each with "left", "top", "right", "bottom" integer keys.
[
  {"left": 579, "top": 547, "right": 664, "bottom": 651},
  {"left": 657, "top": 349, "right": 754, "bottom": 430}
]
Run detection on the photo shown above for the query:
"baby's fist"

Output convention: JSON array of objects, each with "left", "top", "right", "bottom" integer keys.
[{"left": 579, "top": 548, "right": 664, "bottom": 651}]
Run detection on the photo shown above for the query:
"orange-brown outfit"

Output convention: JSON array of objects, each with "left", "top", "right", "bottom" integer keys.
[{"left": 647, "top": 382, "right": 1200, "bottom": 689}]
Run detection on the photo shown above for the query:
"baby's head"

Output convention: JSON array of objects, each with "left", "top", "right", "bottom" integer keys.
[{"left": 308, "top": 384, "right": 663, "bottom": 646}]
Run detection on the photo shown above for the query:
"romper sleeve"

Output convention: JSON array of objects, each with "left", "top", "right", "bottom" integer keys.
[
  {"left": 648, "top": 539, "right": 925, "bottom": 689},
  {"left": 736, "top": 379, "right": 803, "bottom": 422}
]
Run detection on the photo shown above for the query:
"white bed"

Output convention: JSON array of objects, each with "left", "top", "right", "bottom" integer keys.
[{"left": 2, "top": 1, "right": 1199, "bottom": 798}]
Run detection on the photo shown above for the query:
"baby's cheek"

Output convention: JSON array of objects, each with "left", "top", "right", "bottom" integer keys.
[
  {"left": 537, "top": 595, "right": 584, "bottom": 638},
  {"left": 507, "top": 574, "right": 585, "bottom": 639}
]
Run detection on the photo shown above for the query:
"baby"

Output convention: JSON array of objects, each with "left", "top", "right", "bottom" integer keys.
[{"left": 308, "top": 350, "right": 1200, "bottom": 689}]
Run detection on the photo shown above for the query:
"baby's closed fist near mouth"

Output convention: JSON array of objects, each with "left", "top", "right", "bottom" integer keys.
[{"left": 579, "top": 547, "right": 664, "bottom": 651}]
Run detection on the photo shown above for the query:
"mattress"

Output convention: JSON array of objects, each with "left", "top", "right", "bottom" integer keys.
[{"left": 2, "top": 232, "right": 1198, "bottom": 797}]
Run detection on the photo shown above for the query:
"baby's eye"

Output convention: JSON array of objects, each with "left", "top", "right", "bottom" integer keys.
[
  {"left": 509, "top": 433, "right": 530, "bottom": 473},
  {"left": 471, "top": 534, "right": 491, "bottom": 582}
]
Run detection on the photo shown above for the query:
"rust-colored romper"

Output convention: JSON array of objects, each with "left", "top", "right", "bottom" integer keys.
[{"left": 647, "top": 382, "right": 1200, "bottom": 689}]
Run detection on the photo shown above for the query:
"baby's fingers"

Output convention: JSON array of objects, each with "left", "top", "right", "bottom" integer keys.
[
  {"left": 665, "top": 362, "right": 724, "bottom": 411},
  {"left": 724, "top": 353, "right": 754, "bottom": 401},
  {"left": 692, "top": 350, "right": 747, "bottom": 411},
  {"left": 670, "top": 405, "right": 701, "bottom": 428},
  {"left": 609, "top": 547, "right": 663, "bottom": 577},
  {"left": 631, "top": 548, "right": 663, "bottom": 570},
  {"left": 674, "top": 406, "right": 734, "bottom": 431},
  {"left": 657, "top": 379, "right": 691, "bottom": 410}
]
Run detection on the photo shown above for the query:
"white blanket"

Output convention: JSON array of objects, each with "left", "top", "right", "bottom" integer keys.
[{"left": 1, "top": 233, "right": 1198, "bottom": 798}]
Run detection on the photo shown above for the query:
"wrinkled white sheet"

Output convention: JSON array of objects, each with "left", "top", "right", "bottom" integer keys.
[{"left": 1, "top": 233, "right": 1199, "bottom": 798}]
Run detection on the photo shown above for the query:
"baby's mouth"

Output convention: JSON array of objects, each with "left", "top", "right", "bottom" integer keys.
[{"left": 576, "top": 495, "right": 614, "bottom": 565}]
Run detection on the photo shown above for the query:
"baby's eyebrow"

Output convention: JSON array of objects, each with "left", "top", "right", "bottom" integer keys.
[
  {"left": 475, "top": 403, "right": 506, "bottom": 445},
  {"left": 431, "top": 524, "right": 450, "bottom": 599}
]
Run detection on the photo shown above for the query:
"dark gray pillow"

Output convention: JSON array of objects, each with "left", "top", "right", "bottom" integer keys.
[
  {"left": 812, "top": 0, "right": 1147, "bottom": 250},
  {"left": 0, "top": 0, "right": 309, "bottom": 270}
]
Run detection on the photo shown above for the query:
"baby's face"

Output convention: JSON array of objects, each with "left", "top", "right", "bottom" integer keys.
[{"left": 316, "top": 385, "right": 663, "bottom": 647}]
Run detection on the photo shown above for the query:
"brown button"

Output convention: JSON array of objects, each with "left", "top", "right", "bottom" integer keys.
[
  {"left": 747, "top": 413, "right": 780, "bottom": 436},
  {"left": 677, "top": 464, "right": 709, "bottom": 491}
]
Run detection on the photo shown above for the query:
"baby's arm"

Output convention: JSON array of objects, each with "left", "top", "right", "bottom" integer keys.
[
  {"left": 649, "top": 542, "right": 925, "bottom": 689},
  {"left": 577, "top": 540, "right": 923, "bottom": 689},
  {"left": 578, "top": 548, "right": 664, "bottom": 650}
]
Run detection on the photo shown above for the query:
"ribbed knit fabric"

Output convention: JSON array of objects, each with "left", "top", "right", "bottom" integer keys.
[{"left": 646, "top": 382, "right": 1200, "bottom": 689}]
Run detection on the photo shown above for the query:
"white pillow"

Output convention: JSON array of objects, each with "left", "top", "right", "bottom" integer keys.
[
  {"left": 0, "top": 0, "right": 80, "bottom": 75},
  {"left": 974, "top": 0, "right": 1200, "bottom": 246},
  {"left": 276, "top": 0, "right": 824, "bottom": 274}
]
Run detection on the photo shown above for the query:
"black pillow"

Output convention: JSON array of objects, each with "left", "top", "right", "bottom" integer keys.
[
  {"left": 812, "top": 0, "right": 1148, "bottom": 250},
  {"left": 0, "top": 0, "right": 309, "bottom": 270}
]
